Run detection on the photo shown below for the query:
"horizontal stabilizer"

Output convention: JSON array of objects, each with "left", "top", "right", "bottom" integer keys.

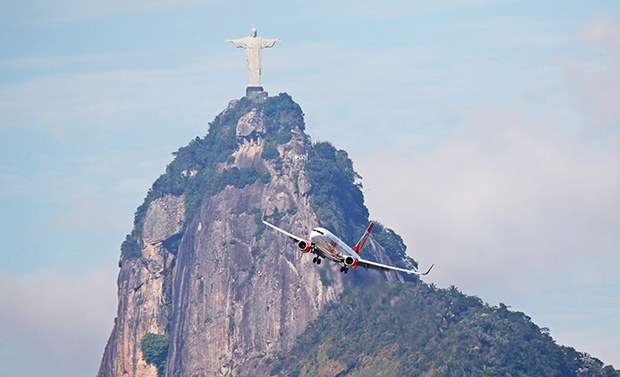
[{"left": 419, "top": 264, "right": 434, "bottom": 276}]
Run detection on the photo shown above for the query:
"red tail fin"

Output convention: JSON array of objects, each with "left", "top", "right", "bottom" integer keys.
[{"left": 351, "top": 222, "right": 374, "bottom": 255}]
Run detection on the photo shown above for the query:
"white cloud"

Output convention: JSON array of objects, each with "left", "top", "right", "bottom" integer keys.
[
  {"left": 0, "top": 267, "right": 117, "bottom": 377},
  {"left": 355, "top": 13, "right": 620, "bottom": 367},
  {"left": 2, "top": 2, "right": 620, "bottom": 372},
  {"left": 358, "top": 113, "right": 620, "bottom": 289},
  {"left": 357, "top": 103, "right": 620, "bottom": 366},
  {"left": 567, "top": 13, "right": 620, "bottom": 132},
  {"left": 582, "top": 13, "right": 620, "bottom": 56}
]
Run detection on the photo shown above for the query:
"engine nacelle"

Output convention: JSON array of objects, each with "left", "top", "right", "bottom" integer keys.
[
  {"left": 297, "top": 240, "right": 311, "bottom": 253},
  {"left": 343, "top": 256, "right": 358, "bottom": 269}
]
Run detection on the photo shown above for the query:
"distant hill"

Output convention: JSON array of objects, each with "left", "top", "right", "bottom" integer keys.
[
  {"left": 268, "top": 282, "right": 618, "bottom": 377},
  {"left": 97, "top": 93, "right": 617, "bottom": 377}
]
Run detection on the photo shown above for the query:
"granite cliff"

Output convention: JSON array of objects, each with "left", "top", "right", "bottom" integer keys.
[
  {"left": 97, "top": 94, "right": 410, "bottom": 377},
  {"left": 98, "top": 93, "right": 618, "bottom": 377}
]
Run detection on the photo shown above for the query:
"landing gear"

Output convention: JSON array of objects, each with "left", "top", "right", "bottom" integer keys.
[
  {"left": 312, "top": 256, "right": 322, "bottom": 265},
  {"left": 339, "top": 266, "right": 349, "bottom": 274}
]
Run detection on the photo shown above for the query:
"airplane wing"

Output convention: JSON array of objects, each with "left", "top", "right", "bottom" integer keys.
[
  {"left": 261, "top": 210, "right": 306, "bottom": 244},
  {"left": 357, "top": 257, "right": 434, "bottom": 276}
]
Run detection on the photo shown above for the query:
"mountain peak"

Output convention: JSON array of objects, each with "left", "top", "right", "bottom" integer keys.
[
  {"left": 98, "top": 94, "right": 617, "bottom": 377},
  {"left": 98, "top": 93, "right": 408, "bottom": 377}
]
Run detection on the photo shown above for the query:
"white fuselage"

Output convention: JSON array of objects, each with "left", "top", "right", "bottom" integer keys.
[
  {"left": 261, "top": 211, "right": 432, "bottom": 276},
  {"left": 309, "top": 227, "right": 359, "bottom": 265}
]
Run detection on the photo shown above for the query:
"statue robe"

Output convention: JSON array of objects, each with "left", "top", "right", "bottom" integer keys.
[{"left": 229, "top": 36, "right": 279, "bottom": 87}]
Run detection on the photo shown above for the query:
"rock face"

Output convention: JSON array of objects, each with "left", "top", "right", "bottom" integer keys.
[
  {"left": 167, "top": 143, "right": 342, "bottom": 376},
  {"left": 98, "top": 94, "right": 407, "bottom": 377},
  {"left": 236, "top": 108, "right": 266, "bottom": 140},
  {"left": 142, "top": 195, "right": 185, "bottom": 244},
  {"left": 98, "top": 195, "right": 182, "bottom": 377}
]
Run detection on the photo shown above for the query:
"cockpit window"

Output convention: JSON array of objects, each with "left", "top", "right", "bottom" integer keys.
[{"left": 313, "top": 228, "right": 324, "bottom": 235}]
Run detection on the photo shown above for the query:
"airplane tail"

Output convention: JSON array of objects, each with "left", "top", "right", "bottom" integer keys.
[{"left": 351, "top": 222, "right": 374, "bottom": 255}]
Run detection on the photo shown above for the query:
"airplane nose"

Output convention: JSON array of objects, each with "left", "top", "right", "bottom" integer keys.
[{"left": 309, "top": 230, "right": 319, "bottom": 241}]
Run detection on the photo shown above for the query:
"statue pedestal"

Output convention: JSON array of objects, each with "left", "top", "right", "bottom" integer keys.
[{"left": 246, "top": 86, "right": 264, "bottom": 96}]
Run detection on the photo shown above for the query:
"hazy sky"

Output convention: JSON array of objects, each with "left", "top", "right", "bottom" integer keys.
[{"left": 1, "top": 1, "right": 619, "bottom": 375}]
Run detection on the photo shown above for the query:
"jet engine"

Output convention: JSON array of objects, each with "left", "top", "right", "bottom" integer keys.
[
  {"left": 297, "top": 240, "right": 311, "bottom": 253},
  {"left": 343, "top": 256, "right": 358, "bottom": 269}
]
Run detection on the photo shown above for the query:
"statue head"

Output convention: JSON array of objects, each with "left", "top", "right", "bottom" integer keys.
[{"left": 251, "top": 28, "right": 257, "bottom": 37}]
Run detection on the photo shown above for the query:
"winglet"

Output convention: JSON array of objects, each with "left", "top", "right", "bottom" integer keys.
[
  {"left": 419, "top": 264, "right": 434, "bottom": 276},
  {"left": 261, "top": 209, "right": 267, "bottom": 222}
]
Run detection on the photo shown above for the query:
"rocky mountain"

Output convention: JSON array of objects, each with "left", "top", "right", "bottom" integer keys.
[
  {"left": 97, "top": 93, "right": 408, "bottom": 377},
  {"left": 97, "top": 93, "right": 617, "bottom": 377}
]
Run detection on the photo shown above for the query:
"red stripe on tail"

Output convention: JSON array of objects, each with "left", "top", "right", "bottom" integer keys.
[{"left": 351, "top": 222, "right": 374, "bottom": 255}]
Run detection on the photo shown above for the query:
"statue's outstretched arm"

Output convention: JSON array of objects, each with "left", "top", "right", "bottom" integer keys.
[
  {"left": 226, "top": 38, "right": 248, "bottom": 48},
  {"left": 261, "top": 38, "right": 282, "bottom": 48}
]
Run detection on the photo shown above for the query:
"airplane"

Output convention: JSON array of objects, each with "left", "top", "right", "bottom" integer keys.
[{"left": 261, "top": 211, "right": 433, "bottom": 276}]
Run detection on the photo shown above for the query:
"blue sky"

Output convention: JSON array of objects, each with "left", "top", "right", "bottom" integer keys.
[{"left": 1, "top": 1, "right": 619, "bottom": 375}]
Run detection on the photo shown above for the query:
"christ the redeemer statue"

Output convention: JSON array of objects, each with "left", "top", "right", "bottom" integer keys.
[{"left": 226, "top": 28, "right": 281, "bottom": 96}]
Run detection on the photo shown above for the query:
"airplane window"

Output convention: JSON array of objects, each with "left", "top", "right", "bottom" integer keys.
[{"left": 313, "top": 229, "right": 324, "bottom": 235}]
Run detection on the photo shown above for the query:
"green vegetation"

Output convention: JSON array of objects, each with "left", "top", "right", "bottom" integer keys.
[
  {"left": 306, "top": 141, "right": 368, "bottom": 244},
  {"left": 262, "top": 93, "right": 305, "bottom": 145},
  {"left": 119, "top": 93, "right": 618, "bottom": 377},
  {"left": 371, "top": 222, "right": 417, "bottom": 273},
  {"left": 319, "top": 268, "right": 332, "bottom": 287},
  {"left": 141, "top": 333, "right": 170, "bottom": 377},
  {"left": 121, "top": 93, "right": 303, "bottom": 262},
  {"left": 118, "top": 90, "right": 416, "bottom": 284},
  {"left": 270, "top": 282, "right": 619, "bottom": 377},
  {"left": 120, "top": 232, "right": 141, "bottom": 261},
  {"left": 304, "top": 141, "right": 418, "bottom": 281},
  {"left": 261, "top": 141, "right": 281, "bottom": 160},
  {"left": 261, "top": 141, "right": 283, "bottom": 170}
]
